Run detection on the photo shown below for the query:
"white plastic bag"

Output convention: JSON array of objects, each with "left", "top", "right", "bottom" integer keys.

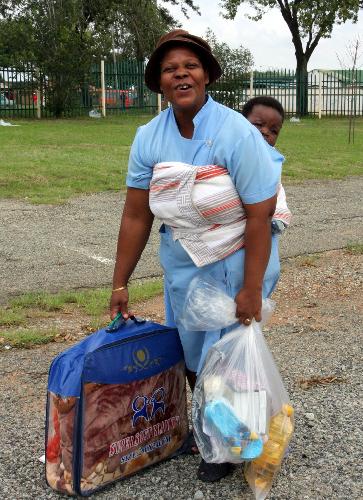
[
  {"left": 89, "top": 109, "right": 101, "bottom": 118},
  {"left": 180, "top": 276, "right": 238, "bottom": 331},
  {"left": 182, "top": 277, "right": 294, "bottom": 500}
]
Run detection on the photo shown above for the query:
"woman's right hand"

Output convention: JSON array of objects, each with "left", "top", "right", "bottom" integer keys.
[{"left": 110, "top": 288, "right": 130, "bottom": 320}]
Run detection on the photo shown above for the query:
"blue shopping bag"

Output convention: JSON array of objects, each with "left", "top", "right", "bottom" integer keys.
[{"left": 45, "top": 315, "right": 188, "bottom": 496}]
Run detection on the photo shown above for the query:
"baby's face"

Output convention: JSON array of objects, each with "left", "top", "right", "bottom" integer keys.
[{"left": 247, "top": 105, "right": 283, "bottom": 147}]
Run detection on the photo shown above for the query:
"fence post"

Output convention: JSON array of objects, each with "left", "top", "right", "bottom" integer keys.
[
  {"left": 318, "top": 70, "right": 322, "bottom": 119},
  {"left": 36, "top": 69, "right": 41, "bottom": 119},
  {"left": 101, "top": 59, "right": 106, "bottom": 117},
  {"left": 36, "top": 89, "right": 41, "bottom": 119},
  {"left": 157, "top": 93, "right": 162, "bottom": 114},
  {"left": 249, "top": 71, "right": 254, "bottom": 98}
]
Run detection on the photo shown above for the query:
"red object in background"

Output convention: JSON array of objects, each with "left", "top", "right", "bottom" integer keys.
[
  {"left": 5, "top": 90, "right": 14, "bottom": 100},
  {"left": 32, "top": 93, "right": 38, "bottom": 104}
]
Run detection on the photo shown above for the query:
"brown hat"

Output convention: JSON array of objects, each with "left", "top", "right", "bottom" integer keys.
[{"left": 145, "top": 29, "right": 222, "bottom": 94}]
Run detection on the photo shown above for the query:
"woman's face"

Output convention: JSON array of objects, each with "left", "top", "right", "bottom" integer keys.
[{"left": 159, "top": 46, "right": 209, "bottom": 116}]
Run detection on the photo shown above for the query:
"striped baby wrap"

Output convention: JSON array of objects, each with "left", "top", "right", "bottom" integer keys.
[
  {"left": 149, "top": 162, "right": 246, "bottom": 267},
  {"left": 273, "top": 184, "right": 292, "bottom": 226}
]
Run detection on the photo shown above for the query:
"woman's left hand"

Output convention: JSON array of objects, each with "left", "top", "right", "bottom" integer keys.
[
  {"left": 237, "top": 195, "right": 277, "bottom": 326},
  {"left": 235, "top": 287, "right": 262, "bottom": 325}
]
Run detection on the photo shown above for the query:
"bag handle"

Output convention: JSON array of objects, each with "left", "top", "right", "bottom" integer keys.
[{"left": 106, "top": 312, "right": 146, "bottom": 333}]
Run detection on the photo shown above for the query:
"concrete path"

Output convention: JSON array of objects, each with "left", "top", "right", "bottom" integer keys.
[{"left": 1, "top": 177, "right": 362, "bottom": 303}]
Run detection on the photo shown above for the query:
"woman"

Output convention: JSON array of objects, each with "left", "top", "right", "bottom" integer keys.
[{"left": 110, "top": 29, "right": 281, "bottom": 482}]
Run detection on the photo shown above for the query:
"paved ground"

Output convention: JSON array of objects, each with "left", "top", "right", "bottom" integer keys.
[
  {"left": 0, "top": 178, "right": 362, "bottom": 500},
  {"left": 1, "top": 176, "right": 362, "bottom": 303},
  {"left": 1, "top": 247, "right": 362, "bottom": 500}
]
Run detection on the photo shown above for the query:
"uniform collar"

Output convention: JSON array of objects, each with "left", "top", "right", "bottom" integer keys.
[{"left": 170, "top": 95, "right": 214, "bottom": 139}]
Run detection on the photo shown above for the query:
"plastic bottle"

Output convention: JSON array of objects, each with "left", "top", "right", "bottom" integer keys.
[{"left": 244, "top": 404, "right": 294, "bottom": 500}]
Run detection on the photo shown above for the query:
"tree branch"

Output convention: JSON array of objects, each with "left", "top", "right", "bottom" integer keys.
[
  {"left": 277, "top": 0, "right": 304, "bottom": 56},
  {"left": 306, "top": 27, "right": 313, "bottom": 52},
  {"left": 306, "top": 31, "right": 322, "bottom": 59}
]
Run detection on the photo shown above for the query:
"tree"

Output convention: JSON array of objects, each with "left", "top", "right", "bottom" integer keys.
[
  {"left": 205, "top": 28, "right": 253, "bottom": 75},
  {"left": 220, "top": 0, "right": 362, "bottom": 115},
  {"left": 0, "top": 16, "right": 35, "bottom": 66},
  {"left": 72, "top": 0, "right": 200, "bottom": 60},
  {"left": 204, "top": 29, "right": 253, "bottom": 108},
  {"left": 111, "top": 1, "right": 179, "bottom": 59},
  {"left": 337, "top": 36, "right": 362, "bottom": 144},
  {"left": 0, "top": 0, "right": 199, "bottom": 116},
  {"left": 0, "top": 1, "right": 200, "bottom": 65},
  {"left": 35, "top": 0, "right": 101, "bottom": 116}
]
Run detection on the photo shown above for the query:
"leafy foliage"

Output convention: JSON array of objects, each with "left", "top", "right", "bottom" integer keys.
[
  {"left": 111, "top": 1, "right": 179, "bottom": 59},
  {"left": 220, "top": 1, "right": 362, "bottom": 114},
  {"left": 0, "top": 0, "right": 199, "bottom": 115},
  {"left": 205, "top": 28, "right": 253, "bottom": 75},
  {"left": 205, "top": 28, "right": 253, "bottom": 103}
]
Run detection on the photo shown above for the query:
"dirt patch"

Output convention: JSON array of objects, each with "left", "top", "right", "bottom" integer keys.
[
  {"left": 135, "top": 248, "right": 363, "bottom": 333},
  {"left": 269, "top": 249, "right": 362, "bottom": 331},
  {"left": 131, "top": 296, "right": 165, "bottom": 323}
]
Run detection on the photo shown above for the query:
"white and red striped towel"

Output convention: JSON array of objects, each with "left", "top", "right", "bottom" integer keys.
[
  {"left": 150, "top": 162, "right": 246, "bottom": 267},
  {"left": 150, "top": 162, "right": 290, "bottom": 267}
]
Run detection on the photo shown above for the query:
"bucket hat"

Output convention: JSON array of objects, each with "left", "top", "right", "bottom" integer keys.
[{"left": 145, "top": 29, "right": 222, "bottom": 94}]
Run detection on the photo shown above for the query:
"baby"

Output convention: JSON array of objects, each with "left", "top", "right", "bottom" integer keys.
[{"left": 242, "top": 96, "right": 291, "bottom": 234}]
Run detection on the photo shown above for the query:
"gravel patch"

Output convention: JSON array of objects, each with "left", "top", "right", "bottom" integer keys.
[
  {"left": 1, "top": 177, "right": 362, "bottom": 498},
  {"left": 1, "top": 248, "right": 362, "bottom": 499}
]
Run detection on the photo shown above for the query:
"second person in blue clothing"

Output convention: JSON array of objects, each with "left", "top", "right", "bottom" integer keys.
[{"left": 110, "top": 29, "right": 281, "bottom": 482}]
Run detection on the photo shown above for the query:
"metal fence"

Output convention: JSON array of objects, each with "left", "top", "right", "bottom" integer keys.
[
  {"left": 0, "top": 61, "right": 158, "bottom": 118},
  {"left": 1, "top": 64, "right": 362, "bottom": 118},
  {"left": 210, "top": 69, "right": 363, "bottom": 117}
]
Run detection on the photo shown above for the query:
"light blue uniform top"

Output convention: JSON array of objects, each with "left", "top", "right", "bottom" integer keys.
[
  {"left": 126, "top": 96, "right": 282, "bottom": 373},
  {"left": 127, "top": 96, "right": 281, "bottom": 203}
]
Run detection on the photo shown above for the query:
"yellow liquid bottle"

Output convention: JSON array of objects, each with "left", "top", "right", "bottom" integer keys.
[{"left": 244, "top": 404, "right": 294, "bottom": 500}]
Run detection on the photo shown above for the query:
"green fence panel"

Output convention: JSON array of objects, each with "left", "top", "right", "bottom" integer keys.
[
  {"left": 1, "top": 64, "right": 362, "bottom": 118},
  {"left": 99, "top": 60, "right": 157, "bottom": 115},
  {"left": 0, "top": 64, "right": 38, "bottom": 118}
]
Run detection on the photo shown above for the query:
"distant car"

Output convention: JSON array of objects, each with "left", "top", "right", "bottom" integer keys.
[{"left": 0, "top": 94, "right": 15, "bottom": 106}]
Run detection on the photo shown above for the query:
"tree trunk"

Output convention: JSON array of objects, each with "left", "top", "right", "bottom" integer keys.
[{"left": 296, "top": 56, "right": 308, "bottom": 116}]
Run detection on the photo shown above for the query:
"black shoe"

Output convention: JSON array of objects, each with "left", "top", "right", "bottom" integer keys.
[
  {"left": 171, "top": 431, "right": 199, "bottom": 457},
  {"left": 197, "top": 459, "right": 234, "bottom": 483}
]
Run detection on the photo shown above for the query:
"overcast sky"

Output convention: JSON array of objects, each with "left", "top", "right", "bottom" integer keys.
[{"left": 166, "top": 1, "right": 363, "bottom": 70}]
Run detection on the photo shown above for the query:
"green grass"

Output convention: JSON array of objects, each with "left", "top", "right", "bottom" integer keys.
[
  {"left": 345, "top": 242, "right": 363, "bottom": 255},
  {"left": 0, "top": 115, "right": 362, "bottom": 204},
  {"left": 0, "top": 307, "right": 26, "bottom": 327},
  {"left": 278, "top": 118, "right": 363, "bottom": 180},
  {"left": 0, "top": 328, "right": 58, "bottom": 348},
  {"left": 0, "top": 278, "right": 164, "bottom": 348},
  {"left": 9, "top": 279, "right": 163, "bottom": 317},
  {"left": 0, "top": 115, "right": 151, "bottom": 204}
]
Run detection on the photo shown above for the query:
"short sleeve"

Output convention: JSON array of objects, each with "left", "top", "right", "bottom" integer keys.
[
  {"left": 126, "top": 126, "right": 153, "bottom": 190},
  {"left": 228, "top": 127, "right": 281, "bottom": 205}
]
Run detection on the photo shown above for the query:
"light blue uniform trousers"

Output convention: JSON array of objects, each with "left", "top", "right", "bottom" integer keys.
[{"left": 160, "top": 225, "right": 280, "bottom": 373}]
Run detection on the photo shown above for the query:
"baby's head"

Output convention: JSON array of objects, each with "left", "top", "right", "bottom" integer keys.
[{"left": 242, "top": 96, "right": 284, "bottom": 147}]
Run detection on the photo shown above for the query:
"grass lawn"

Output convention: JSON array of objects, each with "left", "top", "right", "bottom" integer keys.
[
  {"left": 278, "top": 118, "right": 363, "bottom": 180},
  {"left": 0, "top": 114, "right": 362, "bottom": 204},
  {"left": 0, "top": 279, "right": 163, "bottom": 348},
  {"left": 0, "top": 115, "right": 151, "bottom": 204}
]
